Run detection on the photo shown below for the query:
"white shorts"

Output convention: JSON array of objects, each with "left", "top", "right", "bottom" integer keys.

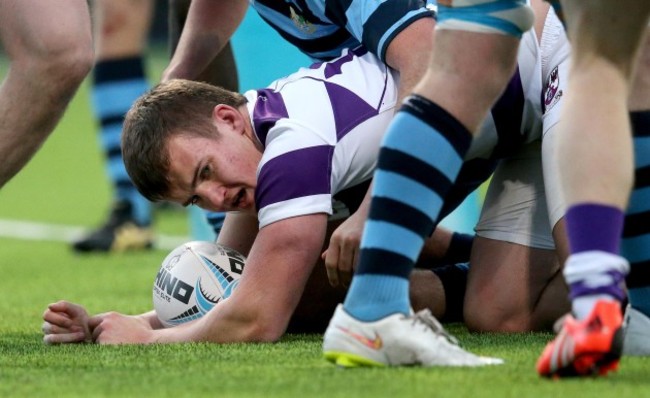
[
  {"left": 474, "top": 8, "right": 570, "bottom": 250},
  {"left": 475, "top": 140, "right": 555, "bottom": 250}
]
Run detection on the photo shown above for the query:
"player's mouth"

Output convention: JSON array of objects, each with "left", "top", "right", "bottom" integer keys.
[{"left": 232, "top": 188, "right": 245, "bottom": 209}]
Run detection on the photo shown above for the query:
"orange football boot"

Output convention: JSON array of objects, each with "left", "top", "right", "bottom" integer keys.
[{"left": 537, "top": 300, "right": 624, "bottom": 378}]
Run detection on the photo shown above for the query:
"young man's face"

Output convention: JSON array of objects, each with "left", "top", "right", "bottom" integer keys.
[{"left": 164, "top": 131, "right": 261, "bottom": 213}]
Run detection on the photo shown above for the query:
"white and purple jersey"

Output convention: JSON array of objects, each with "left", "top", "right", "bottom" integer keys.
[
  {"left": 250, "top": 0, "right": 435, "bottom": 61},
  {"left": 245, "top": 47, "right": 399, "bottom": 228},
  {"left": 241, "top": 9, "right": 568, "bottom": 235}
]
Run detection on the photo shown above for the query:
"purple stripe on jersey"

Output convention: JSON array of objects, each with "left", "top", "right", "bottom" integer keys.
[
  {"left": 324, "top": 81, "right": 378, "bottom": 141},
  {"left": 324, "top": 47, "right": 369, "bottom": 78},
  {"left": 490, "top": 67, "right": 525, "bottom": 157},
  {"left": 252, "top": 89, "right": 290, "bottom": 147},
  {"left": 256, "top": 145, "right": 334, "bottom": 210}
]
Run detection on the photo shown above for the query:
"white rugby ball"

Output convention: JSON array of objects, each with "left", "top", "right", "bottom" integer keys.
[{"left": 153, "top": 241, "right": 246, "bottom": 328}]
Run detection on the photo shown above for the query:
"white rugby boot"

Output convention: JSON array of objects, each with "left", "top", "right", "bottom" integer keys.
[
  {"left": 623, "top": 305, "right": 650, "bottom": 356},
  {"left": 323, "top": 304, "right": 503, "bottom": 367}
]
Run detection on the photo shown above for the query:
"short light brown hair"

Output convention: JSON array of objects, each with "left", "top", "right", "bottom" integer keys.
[{"left": 122, "top": 79, "right": 247, "bottom": 201}]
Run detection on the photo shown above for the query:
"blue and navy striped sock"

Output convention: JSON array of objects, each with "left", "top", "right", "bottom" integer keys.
[
  {"left": 344, "top": 95, "right": 472, "bottom": 321},
  {"left": 93, "top": 56, "right": 152, "bottom": 226},
  {"left": 624, "top": 111, "right": 650, "bottom": 317}
]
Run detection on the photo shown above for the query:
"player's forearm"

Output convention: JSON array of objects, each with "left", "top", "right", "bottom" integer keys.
[
  {"left": 163, "top": 33, "right": 226, "bottom": 81},
  {"left": 153, "top": 216, "right": 324, "bottom": 344},
  {"left": 138, "top": 310, "right": 164, "bottom": 330},
  {"left": 163, "top": 0, "right": 245, "bottom": 81},
  {"left": 153, "top": 313, "right": 283, "bottom": 344},
  {"left": 152, "top": 266, "right": 300, "bottom": 344}
]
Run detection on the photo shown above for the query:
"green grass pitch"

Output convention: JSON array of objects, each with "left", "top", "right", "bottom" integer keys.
[{"left": 0, "top": 42, "right": 649, "bottom": 398}]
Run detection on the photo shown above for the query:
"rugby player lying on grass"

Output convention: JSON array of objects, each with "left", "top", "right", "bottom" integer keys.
[{"left": 42, "top": 39, "right": 570, "bottom": 347}]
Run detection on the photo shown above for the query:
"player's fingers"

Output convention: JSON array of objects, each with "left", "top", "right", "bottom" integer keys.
[
  {"left": 41, "top": 321, "right": 77, "bottom": 335},
  {"left": 88, "top": 314, "right": 107, "bottom": 331},
  {"left": 43, "top": 331, "right": 86, "bottom": 345},
  {"left": 324, "top": 264, "right": 340, "bottom": 287},
  {"left": 89, "top": 312, "right": 117, "bottom": 342},
  {"left": 91, "top": 321, "right": 103, "bottom": 343},
  {"left": 47, "top": 301, "right": 88, "bottom": 321},
  {"left": 47, "top": 301, "right": 68, "bottom": 311},
  {"left": 338, "top": 240, "right": 355, "bottom": 270},
  {"left": 323, "top": 245, "right": 341, "bottom": 287},
  {"left": 48, "top": 300, "right": 76, "bottom": 314},
  {"left": 339, "top": 246, "right": 357, "bottom": 288},
  {"left": 42, "top": 310, "right": 74, "bottom": 328}
]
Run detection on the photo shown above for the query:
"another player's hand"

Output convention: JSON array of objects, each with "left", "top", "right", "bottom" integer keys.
[
  {"left": 42, "top": 300, "right": 92, "bottom": 344},
  {"left": 89, "top": 312, "right": 156, "bottom": 345},
  {"left": 322, "top": 210, "right": 364, "bottom": 287}
]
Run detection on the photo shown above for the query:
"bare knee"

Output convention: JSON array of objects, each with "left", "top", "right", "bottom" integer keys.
[
  {"left": 464, "top": 293, "right": 533, "bottom": 333},
  {"left": 49, "top": 45, "right": 94, "bottom": 92},
  {"left": 26, "top": 36, "right": 94, "bottom": 99}
]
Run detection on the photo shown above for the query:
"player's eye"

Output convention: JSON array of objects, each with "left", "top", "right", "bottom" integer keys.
[
  {"left": 199, "top": 165, "right": 210, "bottom": 179},
  {"left": 190, "top": 195, "right": 200, "bottom": 206}
]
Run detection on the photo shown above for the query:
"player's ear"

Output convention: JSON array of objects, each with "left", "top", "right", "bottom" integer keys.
[{"left": 212, "top": 104, "right": 244, "bottom": 134}]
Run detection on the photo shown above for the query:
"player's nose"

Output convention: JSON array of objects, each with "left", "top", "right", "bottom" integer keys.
[{"left": 196, "top": 183, "right": 227, "bottom": 212}]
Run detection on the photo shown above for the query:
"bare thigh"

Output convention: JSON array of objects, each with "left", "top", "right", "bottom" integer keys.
[{"left": 560, "top": 0, "right": 650, "bottom": 75}]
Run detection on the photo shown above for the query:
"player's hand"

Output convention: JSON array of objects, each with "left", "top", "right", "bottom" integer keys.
[
  {"left": 322, "top": 210, "right": 364, "bottom": 287},
  {"left": 42, "top": 301, "right": 92, "bottom": 344},
  {"left": 89, "top": 312, "right": 156, "bottom": 345}
]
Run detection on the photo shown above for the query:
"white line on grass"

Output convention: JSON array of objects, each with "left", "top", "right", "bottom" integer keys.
[{"left": 0, "top": 219, "right": 188, "bottom": 250}]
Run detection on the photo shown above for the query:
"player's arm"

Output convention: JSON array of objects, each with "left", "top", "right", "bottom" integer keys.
[
  {"left": 134, "top": 310, "right": 164, "bottom": 329},
  {"left": 157, "top": 214, "right": 327, "bottom": 343},
  {"left": 384, "top": 17, "right": 436, "bottom": 104},
  {"left": 92, "top": 214, "right": 328, "bottom": 344},
  {"left": 216, "top": 212, "right": 259, "bottom": 257},
  {"left": 162, "top": 0, "right": 247, "bottom": 81},
  {"left": 323, "top": 185, "right": 372, "bottom": 287}
]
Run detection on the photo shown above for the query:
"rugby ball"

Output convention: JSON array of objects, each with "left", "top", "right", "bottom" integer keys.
[{"left": 153, "top": 241, "right": 246, "bottom": 328}]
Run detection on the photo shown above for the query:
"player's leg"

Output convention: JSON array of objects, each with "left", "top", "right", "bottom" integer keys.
[
  {"left": 466, "top": 238, "right": 567, "bottom": 331},
  {"left": 410, "top": 228, "right": 475, "bottom": 323},
  {"left": 0, "top": 0, "right": 93, "bottom": 187},
  {"left": 324, "top": 0, "right": 533, "bottom": 367},
  {"left": 73, "top": 0, "right": 155, "bottom": 253},
  {"left": 622, "top": 27, "right": 650, "bottom": 356},
  {"left": 537, "top": 0, "right": 650, "bottom": 377},
  {"left": 465, "top": 141, "right": 569, "bottom": 332}
]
